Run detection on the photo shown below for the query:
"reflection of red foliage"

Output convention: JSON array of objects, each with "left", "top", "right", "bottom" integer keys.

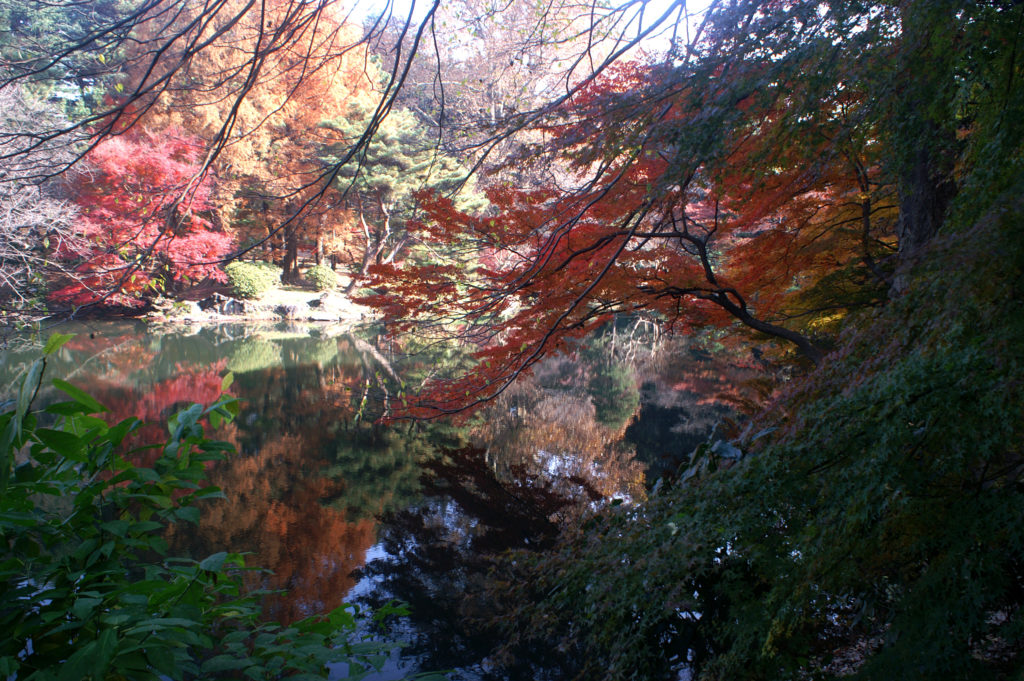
[
  {"left": 85, "top": 362, "right": 228, "bottom": 423},
  {"left": 63, "top": 333, "right": 138, "bottom": 353},
  {"left": 133, "top": 363, "right": 228, "bottom": 423},
  {"left": 82, "top": 362, "right": 230, "bottom": 469},
  {"left": 61, "top": 334, "right": 158, "bottom": 379}
]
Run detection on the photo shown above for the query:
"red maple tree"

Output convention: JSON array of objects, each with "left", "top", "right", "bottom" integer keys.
[
  {"left": 360, "top": 56, "right": 896, "bottom": 416},
  {"left": 51, "top": 128, "right": 232, "bottom": 307}
]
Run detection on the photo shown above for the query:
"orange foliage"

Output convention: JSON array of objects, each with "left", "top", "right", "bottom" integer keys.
[
  {"left": 130, "top": 0, "right": 377, "bottom": 274},
  {"left": 170, "top": 433, "right": 377, "bottom": 624}
]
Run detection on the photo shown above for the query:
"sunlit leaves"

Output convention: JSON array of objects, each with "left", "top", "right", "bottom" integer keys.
[{"left": 50, "top": 128, "right": 231, "bottom": 307}]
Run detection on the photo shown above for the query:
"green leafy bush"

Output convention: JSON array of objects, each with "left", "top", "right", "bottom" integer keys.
[
  {"left": 305, "top": 264, "right": 338, "bottom": 291},
  {"left": 0, "top": 336, "right": 402, "bottom": 680},
  {"left": 224, "top": 260, "right": 281, "bottom": 299}
]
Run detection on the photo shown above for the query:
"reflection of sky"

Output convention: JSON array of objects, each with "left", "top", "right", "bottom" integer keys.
[
  {"left": 344, "top": 543, "right": 390, "bottom": 602},
  {"left": 328, "top": 543, "right": 420, "bottom": 681},
  {"left": 328, "top": 646, "right": 415, "bottom": 681}
]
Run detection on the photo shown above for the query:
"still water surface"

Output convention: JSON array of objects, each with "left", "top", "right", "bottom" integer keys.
[{"left": 0, "top": 319, "right": 751, "bottom": 679}]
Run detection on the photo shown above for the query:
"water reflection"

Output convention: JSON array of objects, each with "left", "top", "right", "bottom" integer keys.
[{"left": 0, "top": 319, "right": 754, "bottom": 677}]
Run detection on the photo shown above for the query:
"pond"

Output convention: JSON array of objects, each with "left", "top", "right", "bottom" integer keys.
[{"left": 0, "top": 319, "right": 755, "bottom": 679}]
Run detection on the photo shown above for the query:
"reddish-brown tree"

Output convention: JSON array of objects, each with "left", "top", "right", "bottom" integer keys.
[
  {"left": 129, "top": 0, "right": 378, "bottom": 281},
  {"left": 50, "top": 128, "right": 232, "bottom": 307},
  {"left": 361, "top": 48, "right": 897, "bottom": 414}
]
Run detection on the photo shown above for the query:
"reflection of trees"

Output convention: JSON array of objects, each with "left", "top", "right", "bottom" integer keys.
[
  {"left": 579, "top": 331, "right": 641, "bottom": 430},
  {"left": 80, "top": 362, "right": 233, "bottom": 469},
  {"left": 353, "top": 446, "right": 583, "bottom": 681},
  {"left": 472, "top": 329, "right": 647, "bottom": 502},
  {"left": 625, "top": 339, "right": 762, "bottom": 481},
  {"left": 475, "top": 385, "right": 645, "bottom": 502},
  {"left": 227, "top": 338, "right": 281, "bottom": 374},
  {"left": 326, "top": 422, "right": 455, "bottom": 519},
  {"left": 170, "top": 433, "right": 377, "bottom": 624},
  {"left": 2, "top": 320, "right": 756, "bottom": 670},
  {"left": 3, "top": 323, "right": 424, "bottom": 627},
  {"left": 163, "top": 331, "right": 452, "bottom": 624}
]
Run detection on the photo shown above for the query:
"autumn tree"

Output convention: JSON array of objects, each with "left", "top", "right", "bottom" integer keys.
[
  {"left": 1, "top": 0, "right": 432, "bottom": 303},
  {"left": 359, "top": 0, "right": 1017, "bottom": 415},
  {"left": 122, "top": 0, "right": 379, "bottom": 282},
  {"left": 0, "top": 0, "right": 675, "bottom": 311},
  {"left": 50, "top": 127, "right": 232, "bottom": 308}
]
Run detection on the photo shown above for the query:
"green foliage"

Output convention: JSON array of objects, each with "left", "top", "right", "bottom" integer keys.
[
  {"left": 305, "top": 264, "right": 339, "bottom": 291},
  {"left": 307, "top": 337, "right": 340, "bottom": 368},
  {"left": 324, "top": 105, "right": 471, "bottom": 212},
  {"left": 0, "top": 0, "right": 125, "bottom": 113},
  {"left": 327, "top": 423, "right": 441, "bottom": 518},
  {"left": 481, "top": 177, "right": 1024, "bottom": 680},
  {"left": 0, "top": 343, "right": 401, "bottom": 680},
  {"left": 224, "top": 261, "right": 281, "bottom": 299},
  {"left": 580, "top": 334, "right": 640, "bottom": 430}
]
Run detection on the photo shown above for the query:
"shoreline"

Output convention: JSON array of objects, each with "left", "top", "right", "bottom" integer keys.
[{"left": 146, "top": 287, "right": 377, "bottom": 326}]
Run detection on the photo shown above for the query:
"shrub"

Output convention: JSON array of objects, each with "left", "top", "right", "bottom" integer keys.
[
  {"left": 224, "top": 260, "right": 281, "bottom": 299},
  {"left": 0, "top": 336, "right": 403, "bottom": 680},
  {"left": 305, "top": 264, "right": 338, "bottom": 291}
]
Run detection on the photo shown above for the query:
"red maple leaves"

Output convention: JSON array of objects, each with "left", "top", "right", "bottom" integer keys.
[
  {"left": 51, "top": 128, "right": 232, "bottom": 307},
  {"left": 360, "top": 55, "right": 894, "bottom": 416}
]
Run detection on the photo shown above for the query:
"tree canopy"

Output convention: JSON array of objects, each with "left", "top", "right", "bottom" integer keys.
[
  {"left": 358, "top": 0, "right": 1021, "bottom": 415},
  {"left": 1, "top": 0, "right": 1023, "bottom": 677}
]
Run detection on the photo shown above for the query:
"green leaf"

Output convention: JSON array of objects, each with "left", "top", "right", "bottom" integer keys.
[
  {"left": 145, "top": 645, "right": 178, "bottom": 674},
  {"left": 17, "top": 359, "right": 44, "bottom": 429},
  {"left": 44, "top": 401, "right": 93, "bottom": 416},
  {"left": 221, "top": 372, "right": 234, "bottom": 392},
  {"left": 72, "top": 596, "right": 103, "bottom": 621},
  {"left": 100, "top": 520, "right": 131, "bottom": 537},
  {"left": 199, "top": 551, "right": 228, "bottom": 572},
  {"left": 42, "top": 333, "right": 75, "bottom": 355},
  {"left": 35, "top": 428, "right": 86, "bottom": 461},
  {"left": 130, "top": 520, "right": 164, "bottom": 534},
  {"left": 202, "top": 654, "right": 248, "bottom": 673},
  {"left": 53, "top": 379, "right": 107, "bottom": 414},
  {"left": 175, "top": 506, "right": 200, "bottom": 524}
]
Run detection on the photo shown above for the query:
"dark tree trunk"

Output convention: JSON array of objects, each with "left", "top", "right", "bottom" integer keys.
[
  {"left": 282, "top": 227, "right": 300, "bottom": 283},
  {"left": 895, "top": 132, "right": 956, "bottom": 277},
  {"left": 890, "top": 1, "right": 959, "bottom": 293}
]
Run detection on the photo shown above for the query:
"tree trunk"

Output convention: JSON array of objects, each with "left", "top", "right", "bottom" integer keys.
[
  {"left": 282, "top": 227, "right": 300, "bottom": 283},
  {"left": 893, "top": 134, "right": 956, "bottom": 291},
  {"left": 890, "top": 1, "right": 958, "bottom": 293},
  {"left": 713, "top": 291, "right": 825, "bottom": 366}
]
